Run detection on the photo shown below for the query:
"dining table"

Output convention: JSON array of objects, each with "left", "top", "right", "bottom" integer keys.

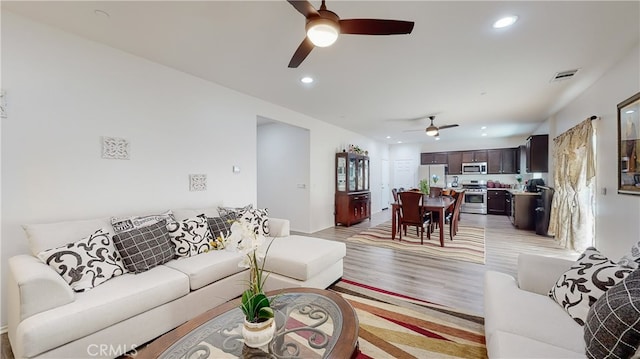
[{"left": 391, "top": 195, "right": 455, "bottom": 247}]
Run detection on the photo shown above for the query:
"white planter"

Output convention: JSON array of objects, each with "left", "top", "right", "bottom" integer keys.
[{"left": 242, "top": 317, "right": 276, "bottom": 348}]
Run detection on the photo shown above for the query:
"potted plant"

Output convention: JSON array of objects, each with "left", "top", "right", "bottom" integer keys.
[
  {"left": 419, "top": 179, "right": 430, "bottom": 194},
  {"left": 223, "top": 219, "right": 276, "bottom": 347}
]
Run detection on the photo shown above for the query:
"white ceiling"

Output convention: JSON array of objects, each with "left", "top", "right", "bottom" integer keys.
[{"left": 4, "top": 1, "right": 639, "bottom": 144}]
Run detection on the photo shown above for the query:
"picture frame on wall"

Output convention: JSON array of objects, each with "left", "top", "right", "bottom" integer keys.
[{"left": 617, "top": 91, "right": 640, "bottom": 195}]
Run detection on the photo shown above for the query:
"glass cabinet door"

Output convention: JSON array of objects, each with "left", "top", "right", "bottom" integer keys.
[
  {"left": 357, "top": 159, "right": 364, "bottom": 190},
  {"left": 337, "top": 156, "right": 346, "bottom": 191},
  {"left": 364, "top": 159, "right": 369, "bottom": 191},
  {"left": 348, "top": 157, "right": 357, "bottom": 191}
]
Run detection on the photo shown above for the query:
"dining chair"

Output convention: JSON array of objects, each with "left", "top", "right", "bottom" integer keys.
[
  {"left": 447, "top": 191, "right": 464, "bottom": 240},
  {"left": 429, "top": 186, "right": 443, "bottom": 198},
  {"left": 391, "top": 188, "right": 399, "bottom": 203},
  {"left": 398, "top": 191, "right": 431, "bottom": 244}
]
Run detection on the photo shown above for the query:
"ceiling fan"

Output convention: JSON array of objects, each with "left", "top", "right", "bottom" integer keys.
[
  {"left": 286, "top": 0, "right": 414, "bottom": 68},
  {"left": 404, "top": 116, "right": 459, "bottom": 136}
]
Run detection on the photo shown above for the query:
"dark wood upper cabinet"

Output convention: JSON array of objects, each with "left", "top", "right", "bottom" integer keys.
[
  {"left": 447, "top": 151, "right": 463, "bottom": 174},
  {"left": 525, "top": 135, "right": 549, "bottom": 173},
  {"left": 502, "top": 148, "right": 519, "bottom": 174},
  {"left": 487, "top": 148, "right": 520, "bottom": 174},
  {"left": 421, "top": 152, "right": 448, "bottom": 165},
  {"left": 462, "top": 150, "right": 487, "bottom": 163}
]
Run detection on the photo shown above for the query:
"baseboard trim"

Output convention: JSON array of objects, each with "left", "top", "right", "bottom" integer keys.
[{"left": 1, "top": 325, "right": 7, "bottom": 334}]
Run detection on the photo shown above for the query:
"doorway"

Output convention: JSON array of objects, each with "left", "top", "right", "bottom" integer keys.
[{"left": 256, "top": 117, "right": 310, "bottom": 232}]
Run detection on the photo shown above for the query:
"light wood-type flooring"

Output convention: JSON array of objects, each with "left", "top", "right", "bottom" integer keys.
[
  {"left": 308, "top": 209, "right": 577, "bottom": 316},
  {"left": 0, "top": 210, "right": 576, "bottom": 358}
]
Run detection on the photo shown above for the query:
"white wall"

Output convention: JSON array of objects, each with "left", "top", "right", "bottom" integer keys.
[
  {"left": 0, "top": 12, "right": 389, "bottom": 327},
  {"left": 257, "top": 121, "right": 310, "bottom": 232},
  {"left": 548, "top": 43, "right": 640, "bottom": 259}
]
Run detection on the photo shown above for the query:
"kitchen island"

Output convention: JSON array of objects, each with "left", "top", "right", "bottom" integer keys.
[{"left": 507, "top": 190, "right": 541, "bottom": 230}]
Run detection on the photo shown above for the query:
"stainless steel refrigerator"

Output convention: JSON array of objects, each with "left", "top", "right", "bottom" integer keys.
[{"left": 418, "top": 164, "right": 447, "bottom": 188}]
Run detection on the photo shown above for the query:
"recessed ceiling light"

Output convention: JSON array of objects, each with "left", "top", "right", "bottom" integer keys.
[
  {"left": 300, "top": 76, "right": 314, "bottom": 84},
  {"left": 94, "top": 9, "right": 110, "bottom": 18},
  {"left": 481, "top": 133, "right": 488, "bottom": 137},
  {"left": 386, "top": 136, "right": 391, "bottom": 139},
  {"left": 481, "top": 126, "right": 487, "bottom": 130},
  {"left": 435, "top": 137, "right": 441, "bottom": 141},
  {"left": 493, "top": 15, "right": 518, "bottom": 29},
  {"left": 626, "top": 110, "right": 635, "bottom": 114},
  {"left": 397, "top": 141, "right": 402, "bottom": 144}
]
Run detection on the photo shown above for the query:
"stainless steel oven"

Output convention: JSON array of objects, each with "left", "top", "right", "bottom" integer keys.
[
  {"left": 460, "top": 180, "right": 488, "bottom": 214},
  {"left": 461, "top": 191, "right": 487, "bottom": 214},
  {"left": 462, "top": 162, "right": 488, "bottom": 175}
]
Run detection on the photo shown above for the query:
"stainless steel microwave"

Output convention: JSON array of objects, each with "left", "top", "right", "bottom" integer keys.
[{"left": 462, "top": 162, "right": 487, "bottom": 175}]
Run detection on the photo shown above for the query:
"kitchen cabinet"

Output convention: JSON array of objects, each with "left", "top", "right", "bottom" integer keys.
[
  {"left": 488, "top": 148, "right": 520, "bottom": 174},
  {"left": 335, "top": 152, "right": 370, "bottom": 226},
  {"left": 509, "top": 192, "right": 539, "bottom": 230},
  {"left": 487, "top": 189, "right": 507, "bottom": 215},
  {"left": 421, "top": 152, "right": 448, "bottom": 165},
  {"left": 526, "top": 135, "right": 548, "bottom": 172},
  {"left": 447, "top": 151, "right": 463, "bottom": 174},
  {"left": 462, "top": 150, "right": 488, "bottom": 163}
]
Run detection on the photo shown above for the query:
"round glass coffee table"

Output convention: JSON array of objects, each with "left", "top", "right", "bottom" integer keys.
[{"left": 140, "top": 288, "right": 359, "bottom": 359}]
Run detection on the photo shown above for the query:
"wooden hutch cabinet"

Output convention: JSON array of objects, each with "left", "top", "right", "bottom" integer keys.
[{"left": 335, "top": 152, "right": 371, "bottom": 226}]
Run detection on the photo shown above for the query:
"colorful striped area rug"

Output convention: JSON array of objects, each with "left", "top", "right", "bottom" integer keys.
[
  {"left": 347, "top": 221, "right": 485, "bottom": 264},
  {"left": 330, "top": 279, "right": 487, "bottom": 359}
]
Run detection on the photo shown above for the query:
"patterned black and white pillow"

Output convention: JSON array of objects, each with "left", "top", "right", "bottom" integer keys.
[
  {"left": 217, "top": 204, "right": 252, "bottom": 221},
  {"left": 37, "top": 228, "right": 127, "bottom": 292},
  {"left": 111, "top": 210, "right": 176, "bottom": 234},
  {"left": 166, "top": 215, "right": 213, "bottom": 257},
  {"left": 584, "top": 269, "right": 640, "bottom": 358},
  {"left": 618, "top": 240, "right": 640, "bottom": 269},
  {"left": 207, "top": 215, "right": 234, "bottom": 240},
  {"left": 549, "top": 247, "right": 634, "bottom": 325},
  {"left": 112, "top": 220, "right": 175, "bottom": 273},
  {"left": 239, "top": 207, "right": 269, "bottom": 237}
]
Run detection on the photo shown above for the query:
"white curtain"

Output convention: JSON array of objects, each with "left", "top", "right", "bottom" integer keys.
[{"left": 548, "top": 118, "right": 596, "bottom": 251}]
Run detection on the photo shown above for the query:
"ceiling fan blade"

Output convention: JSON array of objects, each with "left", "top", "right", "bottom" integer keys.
[
  {"left": 339, "top": 19, "right": 414, "bottom": 35},
  {"left": 288, "top": 37, "right": 315, "bottom": 68},
  {"left": 287, "top": 0, "right": 319, "bottom": 18},
  {"left": 438, "top": 124, "right": 459, "bottom": 130}
]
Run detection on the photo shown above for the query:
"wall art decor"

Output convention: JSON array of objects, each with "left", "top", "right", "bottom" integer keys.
[
  {"left": 0, "top": 90, "right": 7, "bottom": 119},
  {"left": 189, "top": 174, "right": 207, "bottom": 191},
  {"left": 102, "top": 137, "right": 130, "bottom": 160},
  {"left": 618, "top": 91, "right": 640, "bottom": 195}
]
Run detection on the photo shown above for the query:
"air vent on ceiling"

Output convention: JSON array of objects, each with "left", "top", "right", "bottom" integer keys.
[{"left": 551, "top": 69, "right": 579, "bottom": 82}]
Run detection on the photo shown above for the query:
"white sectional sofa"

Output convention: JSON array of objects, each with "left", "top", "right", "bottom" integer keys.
[
  {"left": 484, "top": 254, "right": 585, "bottom": 358},
  {"left": 8, "top": 210, "right": 346, "bottom": 359}
]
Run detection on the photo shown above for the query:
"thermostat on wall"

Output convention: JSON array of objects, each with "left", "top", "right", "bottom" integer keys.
[{"left": 232, "top": 166, "right": 240, "bottom": 173}]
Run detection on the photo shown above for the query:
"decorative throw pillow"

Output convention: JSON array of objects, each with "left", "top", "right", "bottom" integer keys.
[
  {"left": 207, "top": 215, "right": 234, "bottom": 240},
  {"left": 238, "top": 207, "right": 269, "bottom": 237},
  {"left": 618, "top": 240, "right": 640, "bottom": 269},
  {"left": 584, "top": 269, "right": 640, "bottom": 358},
  {"left": 112, "top": 220, "right": 175, "bottom": 273},
  {"left": 166, "top": 215, "right": 213, "bottom": 257},
  {"left": 549, "top": 247, "right": 634, "bottom": 325},
  {"left": 111, "top": 210, "right": 176, "bottom": 234},
  {"left": 217, "top": 204, "right": 252, "bottom": 220},
  {"left": 37, "top": 228, "right": 127, "bottom": 292}
]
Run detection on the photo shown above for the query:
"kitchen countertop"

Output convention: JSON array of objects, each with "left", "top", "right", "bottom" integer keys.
[{"left": 508, "top": 190, "right": 541, "bottom": 196}]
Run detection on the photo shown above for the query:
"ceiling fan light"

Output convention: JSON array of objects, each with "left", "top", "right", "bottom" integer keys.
[
  {"left": 426, "top": 126, "right": 439, "bottom": 136},
  {"left": 306, "top": 18, "right": 339, "bottom": 47}
]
